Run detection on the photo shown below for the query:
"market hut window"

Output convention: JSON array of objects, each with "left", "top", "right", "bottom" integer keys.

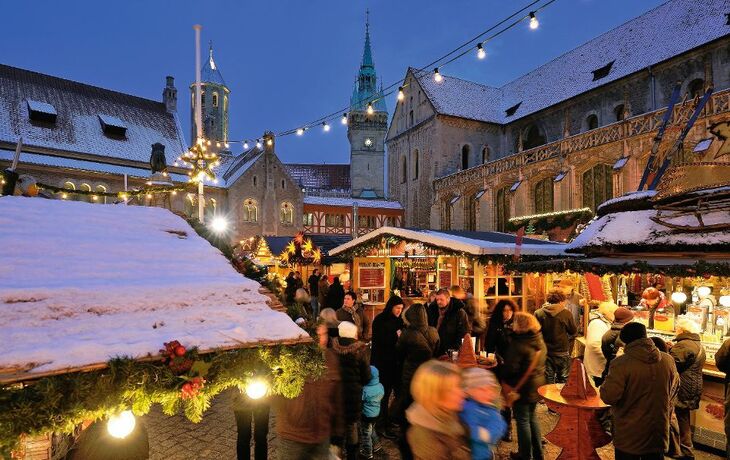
[
  {"left": 280, "top": 202, "right": 294, "bottom": 225},
  {"left": 484, "top": 264, "right": 523, "bottom": 309},
  {"left": 242, "top": 198, "right": 258, "bottom": 223},
  {"left": 582, "top": 164, "right": 613, "bottom": 211},
  {"left": 495, "top": 186, "right": 510, "bottom": 232},
  {"left": 533, "top": 177, "right": 554, "bottom": 214}
]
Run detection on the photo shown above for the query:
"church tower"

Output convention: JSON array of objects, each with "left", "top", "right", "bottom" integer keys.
[
  {"left": 348, "top": 12, "right": 388, "bottom": 199},
  {"left": 190, "top": 43, "right": 230, "bottom": 155}
]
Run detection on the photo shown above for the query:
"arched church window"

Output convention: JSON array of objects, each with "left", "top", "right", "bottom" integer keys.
[
  {"left": 482, "top": 146, "right": 490, "bottom": 164},
  {"left": 533, "top": 177, "right": 554, "bottom": 214},
  {"left": 582, "top": 164, "right": 613, "bottom": 211},
  {"left": 585, "top": 114, "right": 598, "bottom": 131},
  {"left": 401, "top": 156, "right": 407, "bottom": 184},
  {"left": 614, "top": 104, "right": 625, "bottom": 122},
  {"left": 688, "top": 78, "right": 704, "bottom": 99},
  {"left": 212, "top": 92, "right": 219, "bottom": 108},
  {"left": 523, "top": 124, "right": 546, "bottom": 150},
  {"left": 280, "top": 201, "right": 294, "bottom": 225},
  {"left": 461, "top": 145, "right": 470, "bottom": 170},
  {"left": 201, "top": 91, "right": 205, "bottom": 107},
  {"left": 495, "top": 186, "right": 510, "bottom": 232},
  {"left": 412, "top": 149, "right": 419, "bottom": 180},
  {"left": 243, "top": 198, "right": 258, "bottom": 223}
]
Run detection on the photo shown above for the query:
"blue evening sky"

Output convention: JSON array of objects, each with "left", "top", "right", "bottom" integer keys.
[{"left": 1, "top": 0, "right": 665, "bottom": 164}]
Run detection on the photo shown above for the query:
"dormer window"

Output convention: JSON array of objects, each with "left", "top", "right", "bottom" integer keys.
[
  {"left": 27, "top": 99, "right": 57, "bottom": 124},
  {"left": 98, "top": 114, "right": 127, "bottom": 138},
  {"left": 505, "top": 102, "right": 522, "bottom": 117},
  {"left": 592, "top": 61, "right": 615, "bottom": 81}
]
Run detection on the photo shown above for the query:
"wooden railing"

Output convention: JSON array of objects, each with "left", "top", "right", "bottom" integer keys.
[{"left": 434, "top": 88, "right": 730, "bottom": 191}]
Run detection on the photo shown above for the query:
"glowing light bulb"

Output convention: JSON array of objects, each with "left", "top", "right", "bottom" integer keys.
[
  {"left": 296, "top": 128, "right": 305, "bottom": 136},
  {"left": 243, "top": 141, "right": 249, "bottom": 149},
  {"left": 671, "top": 291, "right": 688, "bottom": 304},
  {"left": 210, "top": 216, "right": 228, "bottom": 233},
  {"left": 434, "top": 67, "right": 443, "bottom": 83},
  {"left": 322, "top": 122, "right": 330, "bottom": 132},
  {"left": 397, "top": 87, "right": 405, "bottom": 101},
  {"left": 146, "top": 193, "right": 152, "bottom": 199},
  {"left": 256, "top": 141, "right": 262, "bottom": 149},
  {"left": 171, "top": 191, "right": 177, "bottom": 196},
  {"left": 367, "top": 103, "right": 374, "bottom": 115},
  {"left": 206, "top": 140, "right": 211, "bottom": 146},
  {"left": 477, "top": 43, "right": 486, "bottom": 59},
  {"left": 266, "top": 138, "right": 273, "bottom": 146},
  {"left": 245, "top": 379, "right": 268, "bottom": 399},
  {"left": 107, "top": 411, "right": 136, "bottom": 439},
  {"left": 719, "top": 295, "right": 730, "bottom": 307},
  {"left": 61, "top": 193, "right": 68, "bottom": 199},
  {"left": 216, "top": 142, "right": 221, "bottom": 148},
  {"left": 698, "top": 286, "right": 711, "bottom": 297},
  {"left": 529, "top": 12, "right": 539, "bottom": 29},
  {"left": 225, "top": 142, "right": 230, "bottom": 148},
  {"left": 92, "top": 195, "right": 98, "bottom": 201},
  {"left": 341, "top": 113, "right": 348, "bottom": 125}
]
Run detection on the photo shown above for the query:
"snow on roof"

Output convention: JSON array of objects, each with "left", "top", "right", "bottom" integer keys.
[
  {"left": 330, "top": 226, "right": 566, "bottom": 257},
  {"left": 221, "top": 148, "right": 263, "bottom": 186},
  {"left": 303, "top": 196, "right": 403, "bottom": 210},
  {"left": 0, "top": 197, "right": 308, "bottom": 379},
  {"left": 413, "top": 0, "right": 727, "bottom": 124},
  {"left": 0, "top": 64, "right": 187, "bottom": 166},
  {"left": 26, "top": 99, "right": 57, "bottom": 116},
  {"left": 284, "top": 163, "right": 352, "bottom": 192}
]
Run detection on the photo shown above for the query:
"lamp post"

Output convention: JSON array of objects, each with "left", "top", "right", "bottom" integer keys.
[{"left": 194, "top": 24, "right": 205, "bottom": 223}]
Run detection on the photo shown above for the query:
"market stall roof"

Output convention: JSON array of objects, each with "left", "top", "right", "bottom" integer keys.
[
  {"left": 329, "top": 226, "right": 567, "bottom": 257},
  {"left": 0, "top": 196, "right": 309, "bottom": 383},
  {"left": 262, "top": 234, "right": 352, "bottom": 265}
]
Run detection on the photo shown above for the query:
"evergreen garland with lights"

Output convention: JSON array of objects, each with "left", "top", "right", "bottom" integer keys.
[
  {"left": 507, "top": 208, "right": 593, "bottom": 233},
  {"left": 509, "top": 258, "right": 730, "bottom": 278}
]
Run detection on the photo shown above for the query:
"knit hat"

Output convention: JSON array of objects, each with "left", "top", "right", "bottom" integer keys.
[
  {"left": 613, "top": 307, "right": 634, "bottom": 323},
  {"left": 338, "top": 321, "right": 358, "bottom": 339},
  {"left": 619, "top": 321, "right": 647, "bottom": 345},
  {"left": 676, "top": 315, "right": 701, "bottom": 334},
  {"left": 462, "top": 367, "right": 499, "bottom": 390}
]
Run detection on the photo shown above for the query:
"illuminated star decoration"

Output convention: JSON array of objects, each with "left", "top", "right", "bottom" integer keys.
[{"left": 178, "top": 139, "right": 220, "bottom": 184}]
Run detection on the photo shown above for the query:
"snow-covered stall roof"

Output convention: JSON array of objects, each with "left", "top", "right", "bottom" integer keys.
[
  {"left": 0, "top": 197, "right": 308, "bottom": 382},
  {"left": 303, "top": 196, "right": 404, "bottom": 210},
  {"left": 330, "top": 226, "right": 566, "bottom": 257}
]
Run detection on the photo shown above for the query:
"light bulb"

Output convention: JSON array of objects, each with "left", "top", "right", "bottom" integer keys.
[
  {"left": 92, "top": 195, "right": 98, "bottom": 201},
  {"left": 397, "top": 87, "right": 405, "bottom": 101},
  {"left": 267, "top": 138, "right": 273, "bottom": 146},
  {"left": 698, "top": 286, "right": 711, "bottom": 297},
  {"left": 529, "top": 12, "right": 539, "bottom": 30},
  {"left": 296, "top": 128, "right": 305, "bottom": 136},
  {"left": 367, "top": 103, "right": 374, "bottom": 115},
  {"left": 216, "top": 142, "right": 221, "bottom": 148},
  {"left": 146, "top": 193, "right": 152, "bottom": 199},
  {"left": 719, "top": 295, "right": 730, "bottom": 307},
  {"left": 61, "top": 193, "right": 68, "bottom": 199},
  {"left": 322, "top": 122, "right": 330, "bottom": 132},
  {"left": 434, "top": 67, "right": 443, "bottom": 83},
  {"left": 107, "top": 410, "right": 136, "bottom": 439},
  {"left": 210, "top": 216, "right": 228, "bottom": 233},
  {"left": 245, "top": 379, "right": 268, "bottom": 399},
  {"left": 243, "top": 141, "right": 249, "bottom": 149},
  {"left": 256, "top": 141, "right": 262, "bottom": 149},
  {"left": 341, "top": 113, "right": 348, "bottom": 125},
  {"left": 671, "top": 291, "right": 688, "bottom": 304},
  {"left": 477, "top": 43, "right": 486, "bottom": 59},
  {"left": 206, "top": 140, "right": 211, "bottom": 146}
]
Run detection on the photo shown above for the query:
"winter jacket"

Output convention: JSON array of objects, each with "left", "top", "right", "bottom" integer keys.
[
  {"left": 583, "top": 312, "right": 611, "bottom": 379},
  {"left": 331, "top": 336, "right": 371, "bottom": 423},
  {"left": 459, "top": 399, "right": 507, "bottom": 460},
  {"left": 326, "top": 281, "right": 345, "bottom": 310},
  {"left": 307, "top": 274, "right": 319, "bottom": 297},
  {"left": 463, "top": 295, "right": 487, "bottom": 337},
  {"left": 500, "top": 331, "right": 547, "bottom": 404},
  {"left": 714, "top": 337, "right": 730, "bottom": 385},
  {"left": 362, "top": 366, "right": 385, "bottom": 420},
  {"left": 600, "top": 338, "right": 679, "bottom": 455},
  {"left": 397, "top": 304, "right": 440, "bottom": 390},
  {"left": 427, "top": 298, "right": 470, "bottom": 356},
  {"left": 318, "top": 279, "right": 329, "bottom": 307},
  {"left": 275, "top": 348, "right": 343, "bottom": 443},
  {"left": 406, "top": 402, "right": 471, "bottom": 460},
  {"left": 534, "top": 302, "right": 577, "bottom": 356},
  {"left": 600, "top": 322, "right": 627, "bottom": 379},
  {"left": 370, "top": 309, "right": 404, "bottom": 387},
  {"left": 484, "top": 316, "right": 513, "bottom": 358},
  {"left": 336, "top": 305, "right": 370, "bottom": 341},
  {"left": 669, "top": 332, "right": 706, "bottom": 410}
]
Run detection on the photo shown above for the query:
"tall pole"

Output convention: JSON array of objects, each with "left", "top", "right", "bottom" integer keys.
[{"left": 194, "top": 24, "right": 205, "bottom": 223}]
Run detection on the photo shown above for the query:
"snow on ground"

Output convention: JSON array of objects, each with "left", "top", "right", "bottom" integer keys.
[{"left": 0, "top": 196, "right": 308, "bottom": 376}]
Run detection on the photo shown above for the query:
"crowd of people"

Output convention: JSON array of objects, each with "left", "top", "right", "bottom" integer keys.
[{"left": 255, "top": 274, "right": 725, "bottom": 460}]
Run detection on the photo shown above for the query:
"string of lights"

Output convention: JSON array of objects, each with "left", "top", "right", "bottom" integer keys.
[{"left": 205, "top": 0, "right": 560, "bottom": 148}]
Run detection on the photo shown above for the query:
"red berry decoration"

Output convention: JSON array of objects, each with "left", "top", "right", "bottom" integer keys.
[{"left": 175, "top": 345, "right": 186, "bottom": 357}]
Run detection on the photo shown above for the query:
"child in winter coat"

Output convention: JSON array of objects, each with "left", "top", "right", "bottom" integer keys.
[
  {"left": 360, "top": 365, "right": 385, "bottom": 459},
  {"left": 459, "top": 367, "right": 507, "bottom": 460}
]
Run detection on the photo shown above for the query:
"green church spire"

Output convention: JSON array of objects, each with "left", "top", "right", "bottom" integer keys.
[{"left": 350, "top": 10, "right": 386, "bottom": 112}]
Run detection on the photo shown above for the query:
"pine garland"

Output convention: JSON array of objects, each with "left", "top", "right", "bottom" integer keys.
[
  {"left": 0, "top": 343, "right": 324, "bottom": 457},
  {"left": 509, "top": 258, "right": 730, "bottom": 277}
]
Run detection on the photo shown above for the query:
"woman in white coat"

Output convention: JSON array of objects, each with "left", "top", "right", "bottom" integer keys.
[{"left": 583, "top": 302, "right": 618, "bottom": 387}]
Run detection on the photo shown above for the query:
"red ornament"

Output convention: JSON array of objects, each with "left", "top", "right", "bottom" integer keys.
[
  {"left": 174, "top": 345, "right": 186, "bottom": 356},
  {"left": 703, "top": 273, "right": 712, "bottom": 280}
]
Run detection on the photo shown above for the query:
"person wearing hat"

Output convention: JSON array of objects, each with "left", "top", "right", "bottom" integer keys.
[
  {"left": 583, "top": 301, "right": 618, "bottom": 387},
  {"left": 600, "top": 322, "right": 679, "bottom": 459},
  {"left": 600, "top": 307, "right": 634, "bottom": 381},
  {"left": 459, "top": 368, "right": 508, "bottom": 460},
  {"left": 332, "top": 321, "right": 371, "bottom": 460}
]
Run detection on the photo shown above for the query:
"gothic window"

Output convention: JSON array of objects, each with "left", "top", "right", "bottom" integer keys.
[
  {"left": 281, "top": 179, "right": 286, "bottom": 190},
  {"left": 585, "top": 114, "right": 598, "bottom": 131},
  {"left": 523, "top": 124, "right": 546, "bottom": 150},
  {"left": 461, "top": 145, "right": 470, "bottom": 170},
  {"left": 280, "top": 202, "right": 294, "bottom": 225},
  {"left": 242, "top": 198, "right": 258, "bottom": 223},
  {"left": 412, "top": 149, "right": 419, "bottom": 180},
  {"left": 533, "top": 177, "right": 554, "bottom": 214},
  {"left": 409, "top": 110, "right": 414, "bottom": 127},
  {"left": 80, "top": 183, "right": 92, "bottom": 203},
  {"left": 303, "top": 212, "right": 314, "bottom": 227},
  {"left": 614, "top": 104, "right": 625, "bottom": 122},
  {"left": 401, "top": 155, "right": 407, "bottom": 184},
  {"left": 212, "top": 92, "right": 219, "bottom": 108},
  {"left": 688, "top": 78, "right": 704, "bottom": 99},
  {"left": 96, "top": 185, "right": 107, "bottom": 204},
  {"left": 582, "top": 164, "right": 613, "bottom": 211},
  {"left": 442, "top": 200, "right": 452, "bottom": 231},
  {"left": 253, "top": 176, "right": 257, "bottom": 187},
  {"left": 201, "top": 91, "right": 205, "bottom": 107},
  {"left": 482, "top": 146, "right": 490, "bottom": 164},
  {"left": 466, "top": 196, "right": 477, "bottom": 231},
  {"left": 495, "top": 187, "right": 510, "bottom": 232}
]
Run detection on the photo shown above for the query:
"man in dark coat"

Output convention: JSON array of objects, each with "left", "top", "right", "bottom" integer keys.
[
  {"left": 534, "top": 289, "right": 577, "bottom": 384},
  {"left": 600, "top": 307, "right": 634, "bottom": 380},
  {"left": 336, "top": 291, "right": 370, "bottom": 341},
  {"left": 427, "top": 288, "right": 469, "bottom": 356},
  {"left": 326, "top": 276, "right": 345, "bottom": 310},
  {"left": 308, "top": 269, "right": 320, "bottom": 317},
  {"left": 332, "top": 321, "right": 371, "bottom": 460},
  {"left": 713, "top": 335, "right": 730, "bottom": 460},
  {"left": 669, "top": 317, "right": 706, "bottom": 460},
  {"left": 370, "top": 295, "right": 405, "bottom": 427},
  {"left": 601, "top": 322, "right": 679, "bottom": 460}
]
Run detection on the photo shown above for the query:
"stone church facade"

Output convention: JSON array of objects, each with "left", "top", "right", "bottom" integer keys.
[{"left": 387, "top": 0, "right": 730, "bottom": 230}]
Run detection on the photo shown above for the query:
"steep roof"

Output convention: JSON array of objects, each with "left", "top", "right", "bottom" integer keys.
[
  {"left": 284, "top": 163, "right": 351, "bottom": 192},
  {"left": 0, "top": 64, "right": 187, "bottom": 167},
  {"left": 221, "top": 147, "right": 264, "bottom": 186},
  {"left": 412, "top": 0, "right": 728, "bottom": 124},
  {"left": 303, "top": 195, "right": 403, "bottom": 210},
  {"left": 201, "top": 44, "right": 226, "bottom": 87}
]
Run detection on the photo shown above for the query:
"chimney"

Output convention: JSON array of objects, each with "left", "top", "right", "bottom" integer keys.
[
  {"left": 163, "top": 76, "right": 177, "bottom": 113},
  {"left": 263, "top": 131, "right": 275, "bottom": 154}
]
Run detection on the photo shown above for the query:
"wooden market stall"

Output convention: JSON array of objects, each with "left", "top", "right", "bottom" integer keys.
[{"left": 328, "top": 227, "right": 568, "bottom": 320}]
